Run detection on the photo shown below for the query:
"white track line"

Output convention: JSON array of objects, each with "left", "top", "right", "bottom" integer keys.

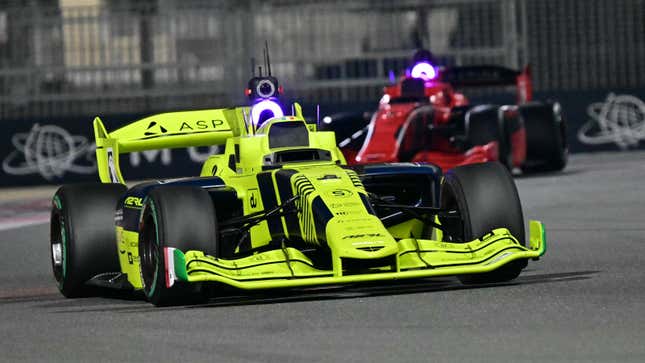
[{"left": 0, "top": 214, "right": 49, "bottom": 231}]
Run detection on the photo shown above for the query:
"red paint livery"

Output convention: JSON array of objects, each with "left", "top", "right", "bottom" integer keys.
[
  {"left": 353, "top": 65, "right": 531, "bottom": 171},
  {"left": 328, "top": 52, "right": 567, "bottom": 173}
]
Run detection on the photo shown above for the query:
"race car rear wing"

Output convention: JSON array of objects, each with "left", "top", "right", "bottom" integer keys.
[
  {"left": 93, "top": 108, "right": 246, "bottom": 183},
  {"left": 439, "top": 65, "right": 533, "bottom": 103}
]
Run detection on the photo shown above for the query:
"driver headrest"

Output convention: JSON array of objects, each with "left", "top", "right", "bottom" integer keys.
[{"left": 268, "top": 121, "right": 309, "bottom": 149}]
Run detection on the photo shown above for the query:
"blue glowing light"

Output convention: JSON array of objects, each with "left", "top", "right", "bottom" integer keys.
[
  {"left": 410, "top": 62, "right": 437, "bottom": 80},
  {"left": 251, "top": 99, "right": 284, "bottom": 126}
]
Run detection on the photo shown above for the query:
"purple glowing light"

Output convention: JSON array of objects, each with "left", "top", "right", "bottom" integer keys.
[
  {"left": 410, "top": 62, "right": 437, "bottom": 80},
  {"left": 251, "top": 99, "right": 284, "bottom": 126}
]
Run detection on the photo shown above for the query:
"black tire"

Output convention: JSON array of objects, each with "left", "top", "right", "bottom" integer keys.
[
  {"left": 138, "top": 186, "right": 218, "bottom": 306},
  {"left": 465, "top": 105, "right": 513, "bottom": 170},
  {"left": 520, "top": 102, "right": 568, "bottom": 172},
  {"left": 50, "top": 183, "right": 126, "bottom": 297},
  {"left": 439, "top": 162, "right": 527, "bottom": 284}
]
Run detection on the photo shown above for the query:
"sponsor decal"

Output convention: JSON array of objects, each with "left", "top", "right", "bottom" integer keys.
[
  {"left": 344, "top": 225, "right": 373, "bottom": 231},
  {"left": 114, "top": 209, "right": 124, "bottom": 222},
  {"left": 342, "top": 233, "right": 384, "bottom": 239},
  {"left": 129, "top": 146, "right": 221, "bottom": 166},
  {"left": 351, "top": 241, "right": 383, "bottom": 246},
  {"left": 248, "top": 188, "right": 259, "bottom": 209},
  {"left": 129, "top": 149, "right": 171, "bottom": 167},
  {"left": 144, "top": 121, "right": 168, "bottom": 136},
  {"left": 0, "top": 120, "right": 225, "bottom": 185},
  {"left": 124, "top": 196, "right": 143, "bottom": 208},
  {"left": 179, "top": 119, "right": 225, "bottom": 131},
  {"left": 317, "top": 174, "right": 340, "bottom": 180},
  {"left": 334, "top": 217, "right": 373, "bottom": 224},
  {"left": 579, "top": 93, "right": 645, "bottom": 149},
  {"left": 2, "top": 124, "right": 95, "bottom": 180},
  {"left": 329, "top": 202, "right": 361, "bottom": 208},
  {"left": 328, "top": 189, "right": 353, "bottom": 198}
]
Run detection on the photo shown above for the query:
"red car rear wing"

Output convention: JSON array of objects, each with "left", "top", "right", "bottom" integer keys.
[{"left": 439, "top": 65, "right": 533, "bottom": 104}]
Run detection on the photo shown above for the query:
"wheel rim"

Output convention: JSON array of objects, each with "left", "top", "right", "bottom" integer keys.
[
  {"left": 140, "top": 214, "right": 159, "bottom": 295},
  {"left": 50, "top": 211, "right": 65, "bottom": 284}
]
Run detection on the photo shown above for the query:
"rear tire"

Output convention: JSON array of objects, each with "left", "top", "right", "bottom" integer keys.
[
  {"left": 466, "top": 105, "right": 512, "bottom": 170},
  {"left": 439, "top": 162, "right": 526, "bottom": 284},
  {"left": 138, "top": 186, "right": 218, "bottom": 306},
  {"left": 50, "top": 183, "right": 126, "bottom": 297},
  {"left": 520, "top": 102, "right": 568, "bottom": 172}
]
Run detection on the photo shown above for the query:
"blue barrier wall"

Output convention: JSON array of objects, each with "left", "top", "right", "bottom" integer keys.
[
  {"left": 0, "top": 113, "right": 217, "bottom": 186},
  {"left": 1, "top": 89, "right": 644, "bottom": 186}
]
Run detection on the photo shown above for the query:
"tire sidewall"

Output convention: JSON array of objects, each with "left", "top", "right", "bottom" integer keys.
[
  {"left": 51, "top": 183, "right": 125, "bottom": 297},
  {"left": 139, "top": 198, "right": 165, "bottom": 304},
  {"left": 441, "top": 162, "right": 525, "bottom": 246},
  {"left": 51, "top": 193, "right": 74, "bottom": 294},
  {"left": 440, "top": 162, "right": 527, "bottom": 283},
  {"left": 138, "top": 186, "right": 218, "bottom": 306},
  {"left": 521, "top": 102, "right": 568, "bottom": 171}
]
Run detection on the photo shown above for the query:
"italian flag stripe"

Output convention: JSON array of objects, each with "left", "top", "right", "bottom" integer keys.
[{"left": 164, "top": 247, "right": 176, "bottom": 288}]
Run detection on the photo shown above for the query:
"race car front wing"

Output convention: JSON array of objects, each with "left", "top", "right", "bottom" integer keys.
[{"left": 165, "top": 220, "right": 546, "bottom": 290}]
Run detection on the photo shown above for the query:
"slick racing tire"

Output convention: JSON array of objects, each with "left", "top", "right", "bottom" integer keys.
[
  {"left": 466, "top": 105, "right": 513, "bottom": 170},
  {"left": 439, "top": 162, "right": 527, "bottom": 284},
  {"left": 51, "top": 183, "right": 126, "bottom": 298},
  {"left": 139, "top": 186, "right": 218, "bottom": 306},
  {"left": 520, "top": 102, "right": 568, "bottom": 172}
]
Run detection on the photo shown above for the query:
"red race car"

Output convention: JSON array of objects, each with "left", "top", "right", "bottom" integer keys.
[{"left": 323, "top": 50, "right": 567, "bottom": 172}]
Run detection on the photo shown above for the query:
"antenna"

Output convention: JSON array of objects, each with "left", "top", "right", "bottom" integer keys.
[
  {"left": 316, "top": 104, "right": 320, "bottom": 127},
  {"left": 258, "top": 66, "right": 263, "bottom": 77},
  {"left": 262, "top": 47, "right": 268, "bottom": 77},
  {"left": 251, "top": 57, "right": 256, "bottom": 76},
  {"left": 265, "top": 40, "right": 272, "bottom": 76}
]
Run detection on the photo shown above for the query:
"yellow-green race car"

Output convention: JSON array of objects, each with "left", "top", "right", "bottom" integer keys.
[{"left": 50, "top": 79, "right": 546, "bottom": 306}]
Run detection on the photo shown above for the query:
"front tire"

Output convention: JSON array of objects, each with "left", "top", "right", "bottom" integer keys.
[
  {"left": 51, "top": 183, "right": 126, "bottom": 297},
  {"left": 439, "top": 162, "right": 526, "bottom": 284},
  {"left": 139, "top": 186, "right": 218, "bottom": 306}
]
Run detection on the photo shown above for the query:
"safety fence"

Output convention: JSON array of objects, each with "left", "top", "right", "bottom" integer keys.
[
  {"left": 1, "top": 0, "right": 524, "bottom": 120},
  {"left": 2, "top": 0, "right": 644, "bottom": 121}
]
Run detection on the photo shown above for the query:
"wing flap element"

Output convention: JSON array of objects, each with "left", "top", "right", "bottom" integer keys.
[{"left": 94, "top": 108, "right": 246, "bottom": 183}]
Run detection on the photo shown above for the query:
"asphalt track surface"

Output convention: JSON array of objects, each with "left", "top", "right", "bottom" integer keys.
[{"left": 1, "top": 151, "right": 644, "bottom": 362}]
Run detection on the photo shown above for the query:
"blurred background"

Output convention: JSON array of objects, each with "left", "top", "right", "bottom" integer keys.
[{"left": 1, "top": 0, "right": 644, "bottom": 185}]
